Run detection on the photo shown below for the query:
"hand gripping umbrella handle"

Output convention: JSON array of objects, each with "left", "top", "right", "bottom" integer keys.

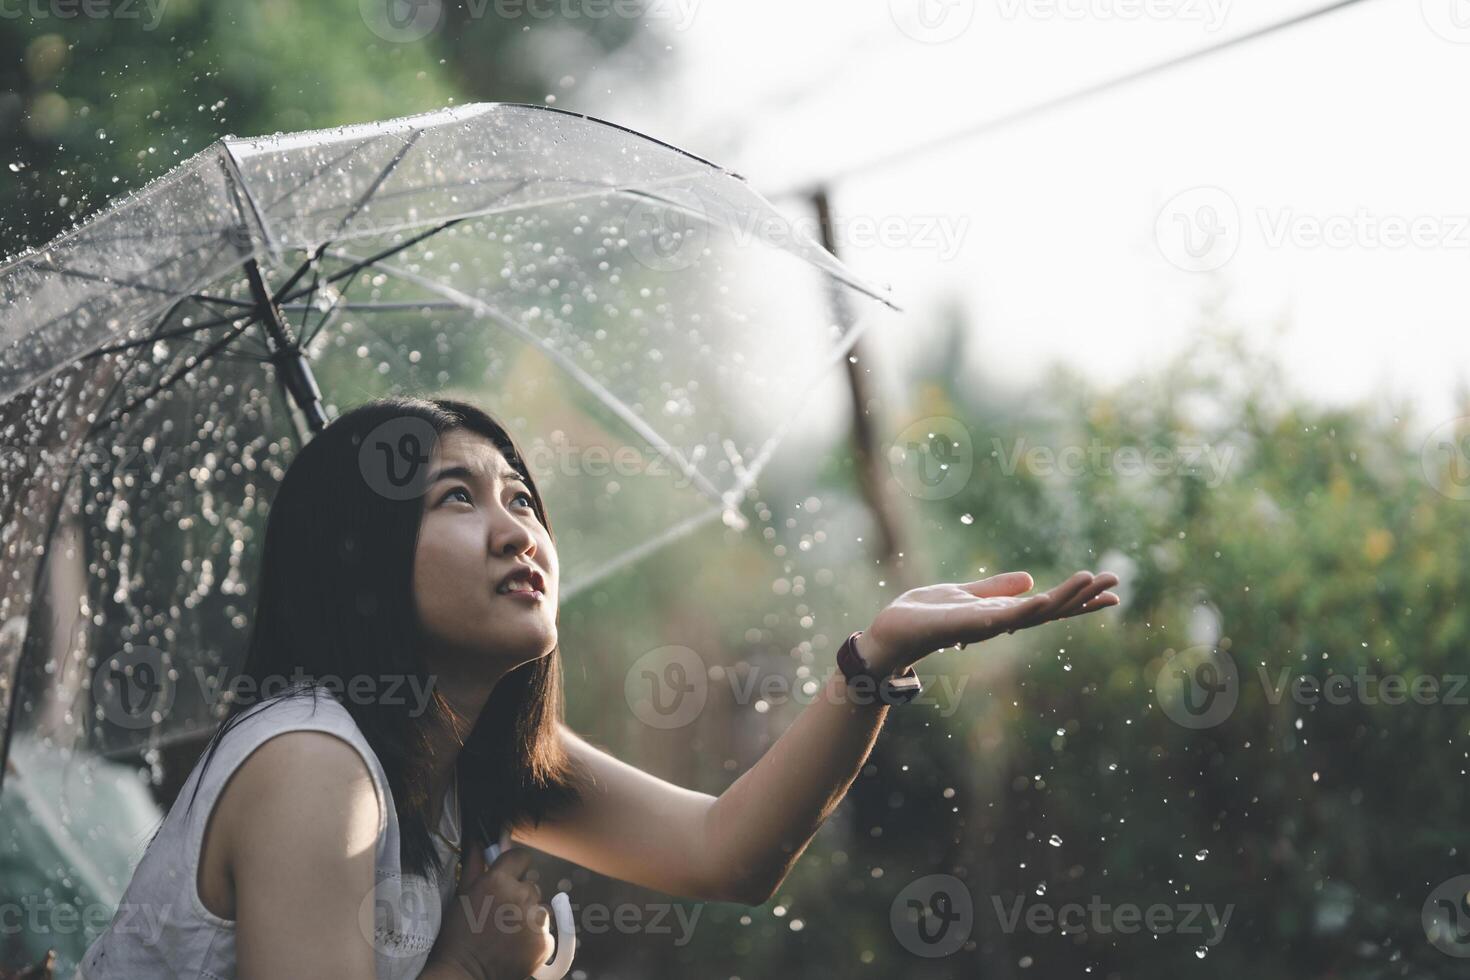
[{"left": 484, "top": 833, "right": 576, "bottom": 980}]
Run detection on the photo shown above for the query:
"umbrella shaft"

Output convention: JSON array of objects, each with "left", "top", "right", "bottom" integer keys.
[{"left": 244, "top": 259, "right": 328, "bottom": 434}]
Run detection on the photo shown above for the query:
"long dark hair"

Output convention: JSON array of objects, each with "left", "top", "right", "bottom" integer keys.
[{"left": 180, "top": 395, "right": 582, "bottom": 878}]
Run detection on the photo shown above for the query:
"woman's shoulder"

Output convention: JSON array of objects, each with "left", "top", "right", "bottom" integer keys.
[
  {"left": 193, "top": 684, "right": 390, "bottom": 829},
  {"left": 229, "top": 687, "right": 369, "bottom": 758}
]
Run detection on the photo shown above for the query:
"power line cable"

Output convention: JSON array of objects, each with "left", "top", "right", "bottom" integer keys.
[{"left": 769, "top": 0, "right": 1378, "bottom": 199}]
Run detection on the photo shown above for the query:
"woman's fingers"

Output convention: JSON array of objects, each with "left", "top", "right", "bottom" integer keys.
[
  {"left": 1033, "top": 571, "right": 1095, "bottom": 619},
  {"left": 1054, "top": 573, "right": 1118, "bottom": 618},
  {"left": 976, "top": 592, "right": 1054, "bottom": 636},
  {"left": 1057, "top": 591, "right": 1120, "bottom": 619},
  {"left": 488, "top": 847, "right": 536, "bottom": 882},
  {"left": 958, "top": 571, "right": 1035, "bottom": 598},
  {"left": 992, "top": 571, "right": 1098, "bottom": 635}
]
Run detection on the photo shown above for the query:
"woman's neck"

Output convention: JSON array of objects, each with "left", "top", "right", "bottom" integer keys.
[{"left": 421, "top": 663, "right": 507, "bottom": 829}]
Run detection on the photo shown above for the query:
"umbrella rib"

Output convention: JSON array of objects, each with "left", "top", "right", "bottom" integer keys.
[
  {"left": 5, "top": 230, "right": 255, "bottom": 401},
  {"left": 257, "top": 139, "right": 377, "bottom": 216},
  {"left": 263, "top": 128, "right": 426, "bottom": 309},
  {"left": 219, "top": 143, "right": 279, "bottom": 256},
  {"left": 88, "top": 319, "right": 256, "bottom": 435},
  {"left": 730, "top": 306, "right": 880, "bottom": 508},
  {"left": 83, "top": 310, "right": 250, "bottom": 358},
  {"left": 271, "top": 174, "right": 584, "bottom": 222},
  {"left": 327, "top": 249, "right": 736, "bottom": 517},
  {"left": 280, "top": 215, "right": 470, "bottom": 305},
  {"left": 559, "top": 502, "right": 730, "bottom": 604},
  {"left": 299, "top": 286, "right": 346, "bottom": 351},
  {"left": 280, "top": 299, "right": 463, "bottom": 313},
  {"left": 329, "top": 128, "right": 425, "bottom": 243},
  {"left": 296, "top": 261, "right": 330, "bottom": 344},
  {"left": 31, "top": 261, "right": 253, "bottom": 308},
  {"left": 272, "top": 173, "right": 703, "bottom": 238}
]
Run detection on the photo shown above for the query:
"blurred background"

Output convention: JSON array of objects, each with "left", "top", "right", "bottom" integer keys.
[{"left": 3, "top": 0, "right": 1470, "bottom": 977}]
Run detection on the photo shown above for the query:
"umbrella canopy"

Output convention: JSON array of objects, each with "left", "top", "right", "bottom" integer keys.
[{"left": 0, "top": 102, "right": 893, "bottom": 798}]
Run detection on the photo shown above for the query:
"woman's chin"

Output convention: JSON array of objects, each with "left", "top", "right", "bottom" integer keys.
[{"left": 489, "top": 628, "right": 558, "bottom": 669}]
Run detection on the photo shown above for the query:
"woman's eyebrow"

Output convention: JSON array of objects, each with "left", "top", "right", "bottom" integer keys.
[{"left": 428, "top": 462, "right": 528, "bottom": 487}]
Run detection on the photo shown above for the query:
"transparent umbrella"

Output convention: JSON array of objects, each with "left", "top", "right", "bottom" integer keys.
[{"left": 0, "top": 102, "right": 893, "bottom": 971}]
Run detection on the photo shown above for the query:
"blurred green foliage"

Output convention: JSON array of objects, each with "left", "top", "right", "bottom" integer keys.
[
  {"left": 0, "top": 0, "right": 648, "bottom": 251},
  {"left": 599, "top": 317, "right": 1470, "bottom": 980}
]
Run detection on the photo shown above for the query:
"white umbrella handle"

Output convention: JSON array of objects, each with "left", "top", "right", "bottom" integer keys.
[{"left": 483, "top": 833, "right": 576, "bottom": 980}]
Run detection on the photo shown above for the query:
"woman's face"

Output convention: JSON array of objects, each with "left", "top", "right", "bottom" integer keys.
[{"left": 412, "top": 428, "right": 559, "bottom": 676}]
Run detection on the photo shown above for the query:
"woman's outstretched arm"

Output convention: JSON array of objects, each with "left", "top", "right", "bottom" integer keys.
[{"left": 514, "top": 570, "right": 1117, "bottom": 906}]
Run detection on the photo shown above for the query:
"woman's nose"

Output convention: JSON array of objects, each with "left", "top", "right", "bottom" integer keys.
[{"left": 490, "top": 510, "right": 535, "bottom": 558}]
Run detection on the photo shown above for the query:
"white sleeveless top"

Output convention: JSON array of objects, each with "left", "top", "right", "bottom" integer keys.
[{"left": 74, "top": 687, "right": 463, "bottom": 979}]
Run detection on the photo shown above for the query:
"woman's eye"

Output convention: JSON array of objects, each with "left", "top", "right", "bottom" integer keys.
[
  {"left": 511, "top": 490, "right": 534, "bottom": 508},
  {"left": 441, "top": 486, "right": 472, "bottom": 505}
]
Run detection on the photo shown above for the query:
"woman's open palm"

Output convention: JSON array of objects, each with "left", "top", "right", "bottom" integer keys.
[{"left": 862, "top": 570, "right": 1120, "bottom": 673}]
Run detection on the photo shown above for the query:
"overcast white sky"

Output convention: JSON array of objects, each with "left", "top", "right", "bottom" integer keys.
[{"left": 583, "top": 0, "right": 1470, "bottom": 435}]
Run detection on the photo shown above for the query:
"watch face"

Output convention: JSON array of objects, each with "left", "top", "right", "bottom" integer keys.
[{"left": 881, "top": 675, "right": 924, "bottom": 705}]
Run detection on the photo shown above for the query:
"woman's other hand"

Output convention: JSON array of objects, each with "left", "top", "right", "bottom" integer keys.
[{"left": 426, "top": 843, "right": 554, "bottom": 980}]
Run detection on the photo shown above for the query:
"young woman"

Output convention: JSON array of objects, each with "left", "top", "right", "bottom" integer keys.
[{"left": 75, "top": 395, "right": 1118, "bottom": 980}]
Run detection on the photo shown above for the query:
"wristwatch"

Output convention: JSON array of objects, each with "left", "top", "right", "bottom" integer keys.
[{"left": 837, "top": 630, "right": 923, "bottom": 705}]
